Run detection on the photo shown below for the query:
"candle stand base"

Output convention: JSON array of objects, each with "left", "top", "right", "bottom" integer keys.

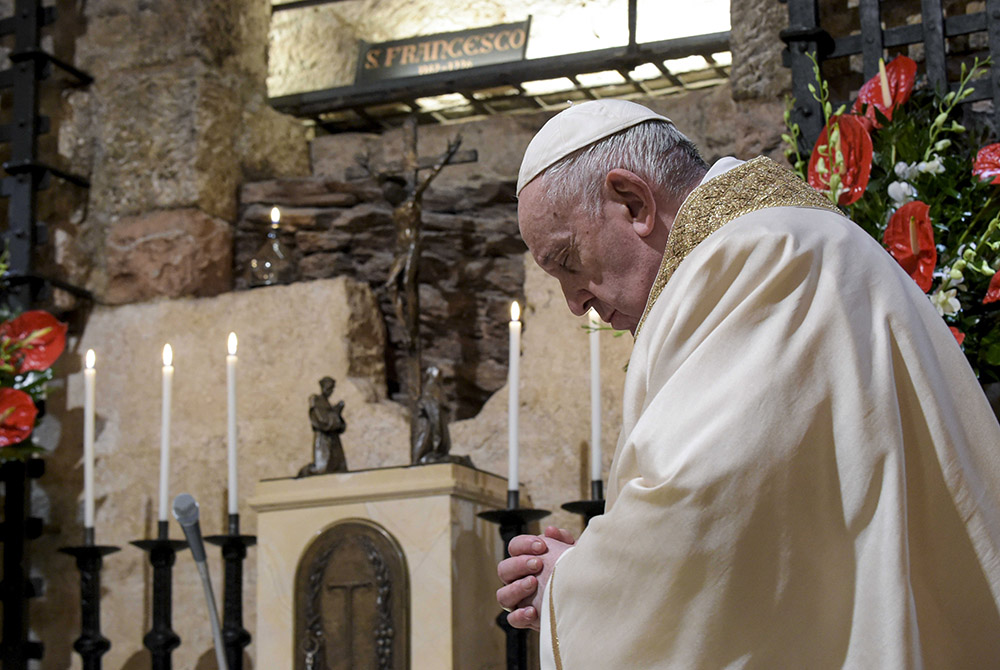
[
  {"left": 205, "top": 514, "right": 256, "bottom": 670},
  {"left": 131, "top": 522, "right": 188, "bottom": 670},
  {"left": 58, "top": 542, "right": 120, "bottom": 670},
  {"left": 560, "top": 499, "right": 605, "bottom": 526},
  {"left": 478, "top": 498, "right": 550, "bottom": 670},
  {"left": 562, "top": 480, "right": 606, "bottom": 527}
]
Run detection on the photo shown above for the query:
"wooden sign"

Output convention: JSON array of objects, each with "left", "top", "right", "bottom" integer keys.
[{"left": 355, "top": 20, "right": 530, "bottom": 84}]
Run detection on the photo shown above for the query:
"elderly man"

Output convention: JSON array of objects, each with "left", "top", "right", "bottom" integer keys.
[{"left": 497, "top": 99, "right": 1000, "bottom": 668}]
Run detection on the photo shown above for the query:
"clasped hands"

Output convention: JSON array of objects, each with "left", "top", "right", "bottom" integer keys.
[{"left": 496, "top": 526, "right": 575, "bottom": 631}]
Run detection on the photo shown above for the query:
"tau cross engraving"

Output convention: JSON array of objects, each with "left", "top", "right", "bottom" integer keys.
[{"left": 325, "top": 579, "right": 374, "bottom": 667}]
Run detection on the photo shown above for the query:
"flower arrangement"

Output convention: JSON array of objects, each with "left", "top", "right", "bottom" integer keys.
[
  {"left": 784, "top": 55, "right": 1000, "bottom": 382},
  {"left": 0, "top": 250, "right": 67, "bottom": 459}
]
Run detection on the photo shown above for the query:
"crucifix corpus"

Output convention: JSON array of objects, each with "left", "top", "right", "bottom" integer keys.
[{"left": 353, "top": 117, "right": 477, "bottom": 464}]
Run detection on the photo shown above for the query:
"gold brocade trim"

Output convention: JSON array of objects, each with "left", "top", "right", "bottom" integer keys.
[
  {"left": 635, "top": 156, "right": 841, "bottom": 336},
  {"left": 549, "top": 567, "right": 563, "bottom": 670}
]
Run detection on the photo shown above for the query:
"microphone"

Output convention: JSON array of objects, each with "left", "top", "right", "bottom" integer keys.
[
  {"left": 172, "top": 493, "right": 229, "bottom": 670},
  {"left": 173, "top": 493, "right": 206, "bottom": 562}
]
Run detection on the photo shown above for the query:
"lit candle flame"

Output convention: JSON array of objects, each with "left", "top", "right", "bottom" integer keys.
[
  {"left": 510, "top": 300, "right": 520, "bottom": 322},
  {"left": 228, "top": 332, "right": 238, "bottom": 356},
  {"left": 162, "top": 343, "right": 173, "bottom": 367},
  {"left": 85, "top": 349, "right": 96, "bottom": 369},
  {"left": 270, "top": 206, "right": 280, "bottom": 224}
]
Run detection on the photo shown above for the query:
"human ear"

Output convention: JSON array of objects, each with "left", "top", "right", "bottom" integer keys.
[{"left": 605, "top": 169, "right": 656, "bottom": 238}]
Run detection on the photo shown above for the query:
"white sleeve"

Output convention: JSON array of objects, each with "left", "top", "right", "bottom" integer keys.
[{"left": 539, "top": 546, "right": 574, "bottom": 670}]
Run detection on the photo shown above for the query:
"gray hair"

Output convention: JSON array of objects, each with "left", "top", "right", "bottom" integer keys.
[{"left": 537, "top": 120, "right": 708, "bottom": 218}]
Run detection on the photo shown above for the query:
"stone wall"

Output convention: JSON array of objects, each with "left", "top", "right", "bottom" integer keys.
[
  {"left": 236, "top": 174, "right": 524, "bottom": 419},
  {"left": 50, "top": 0, "right": 310, "bottom": 305}
]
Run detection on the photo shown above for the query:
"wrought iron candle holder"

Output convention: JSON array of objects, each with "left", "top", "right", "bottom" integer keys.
[
  {"left": 478, "top": 490, "right": 550, "bottom": 670},
  {"left": 59, "top": 528, "right": 120, "bottom": 670},
  {"left": 1, "top": 458, "right": 46, "bottom": 669},
  {"left": 131, "top": 520, "right": 188, "bottom": 670},
  {"left": 205, "top": 513, "right": 256, "bottom": 670},
  {"left": 561, "top": 479, "right": 606, "bottom": 527}
]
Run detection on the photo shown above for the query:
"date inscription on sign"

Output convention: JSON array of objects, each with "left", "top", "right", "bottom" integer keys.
[{"left": 355, "top": 20, "right": 530, "bottom": 84}]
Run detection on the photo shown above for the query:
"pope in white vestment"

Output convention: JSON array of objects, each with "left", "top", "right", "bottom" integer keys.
[{"left": 502, "top": 100, "right": 1000, "bottom": 669}]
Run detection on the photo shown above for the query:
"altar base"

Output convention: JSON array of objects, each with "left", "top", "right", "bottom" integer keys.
[{"left": 250, "top": 463, "right": 508, "bottom": 669}]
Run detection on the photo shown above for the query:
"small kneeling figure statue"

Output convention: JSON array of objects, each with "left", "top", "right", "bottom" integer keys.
[
  {"left": 411, "top": 366, "right": 472, "bottom": 467},
  {"left": 297, "top": 376, "right": 348, "bottom": 477}
]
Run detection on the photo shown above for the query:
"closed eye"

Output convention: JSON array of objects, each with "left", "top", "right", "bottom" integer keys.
[{"left": 557, "top": 244, "right": 576, "bottom": 273}]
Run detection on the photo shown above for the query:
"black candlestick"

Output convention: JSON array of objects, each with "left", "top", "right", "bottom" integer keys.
[
  {"left": 478, "top": 490, "right": 550, "bottom": 670},
  {"left": 561, "top": 479, "right": 606, "bottom": 526},
  {"left": 131, "top": 520, "right": 188, "bottom": 670},
  {"left": 59, "top": 528, "right": 120, "bottom": 670},
  {"left": 205, "top": 513, "right": 256, "bottom": 670}
]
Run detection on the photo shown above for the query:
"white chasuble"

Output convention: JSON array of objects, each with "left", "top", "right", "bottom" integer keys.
[{"left": 541, "top": 158, "right": 1000, "bottom": 669}]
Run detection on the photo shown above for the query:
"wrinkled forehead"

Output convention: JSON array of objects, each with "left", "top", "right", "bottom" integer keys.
[
  {"left": 517, "top": 181, "right": 576, "bottom": 261},
  {"left": 517, "top": 181, "right": 554, "bottom": 242}
]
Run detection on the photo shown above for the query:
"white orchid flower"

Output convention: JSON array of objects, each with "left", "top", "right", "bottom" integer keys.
[
  {"left": 894, "top": 161, "right": 919, "bottom": 181},
  {"left": 930, "top": 287, "right": 960, "bottom": 316},
  {"left": 918, "top": 155, "right": 946, "bottom": 175},
  {"left": 888, "top": 180, "right": 916, "bottom": 205}
]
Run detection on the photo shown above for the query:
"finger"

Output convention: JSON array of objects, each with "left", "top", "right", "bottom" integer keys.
[
  {"left": 506, "top": 605, "right": 539, "bottom": 630},
  {"left": 498, "top": 554, "right": 543, "bottom": 584},
  {"left": 543, "top": 526, "right": 576, "bottom": 545},
  {"left": 507, "top": 534, "right": 548, "bottom": 557},
  {"left": 496, "top": 575, "right": 537, "bottom": 610}
]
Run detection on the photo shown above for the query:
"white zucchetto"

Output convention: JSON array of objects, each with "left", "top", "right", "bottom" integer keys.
[{"left": 516, "top": 99, "right": 671, "bottom": 195}]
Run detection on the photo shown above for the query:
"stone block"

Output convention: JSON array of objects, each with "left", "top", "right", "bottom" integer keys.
[
  {"left": 80, "top": 0, "right": 270, "bottom": 81},
  {"left": 730, "top": 0, "right": 792, "bottom": 100},
  {"left": 87, "top": 63, "right": 242, "bottom": 221},
  {"left": 105, "top": 208, "right": 232, "bottom": 304},
  {"left": 240, "top": 176, "right": 378, "bottom": 206},
  {"left": 236, "top": 99, "right": 312, "bottom": 180}
]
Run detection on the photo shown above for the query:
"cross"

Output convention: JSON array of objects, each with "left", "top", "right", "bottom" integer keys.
[
  {"left": 350, "top": 117, "right": 478, "bottom": 459},
  {"left": 326, "top": 579, "right": 375, "bottom": 666}
]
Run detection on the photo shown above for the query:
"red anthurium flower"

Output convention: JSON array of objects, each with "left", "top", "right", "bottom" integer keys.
[
  {"left": 0, "top": 310, "right": 67, "bottom": 373},
  {"left": 0, "top": 388, "right": 38, "bottom": 447},
  {"left": 984, "top": 271, "right": 1000, "bottom": 304},
  {"left": 852, "top": 55, "right": 918, "bottom": 131},
  {"left": 973, "top": 144, "right": 1000, "bottom": 185},
  {"left": 884, "top": 201, "right": 936, "bottom": 292},
  {"left": 808, "top": 114, "right": 873, "bottom": 206},
  {"left": 949, "top": 326, "right": 966, "bottom": 346}
]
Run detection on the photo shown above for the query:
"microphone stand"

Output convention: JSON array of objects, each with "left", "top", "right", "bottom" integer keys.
[{"left": 173, "top": 494, "right": 228, "bottom": 670}]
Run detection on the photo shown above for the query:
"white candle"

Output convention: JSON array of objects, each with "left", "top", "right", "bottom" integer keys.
[
  {"left": 588, "top": 309, "right": 602, "bottom": 483},
  {"left": 227, "top": 332, "right": 238, "bottom": 516},
  {"left": 508, "top": 301, "right": 521, "bottom": 492},
  {"left": 84, "top": 349, "right": 96, "bottom": 529},
  {"left": 160, "top": 343, "right": 173, "bottom": 522}
]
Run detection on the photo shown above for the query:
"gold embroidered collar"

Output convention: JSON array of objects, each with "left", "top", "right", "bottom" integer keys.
[{"left": 635, "top": 156, "right": 840, "bottom": 336}]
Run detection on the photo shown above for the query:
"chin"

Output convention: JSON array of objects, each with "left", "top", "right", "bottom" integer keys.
[{"left": 609, "top": 311, "right": 635, "bottom": 333}]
